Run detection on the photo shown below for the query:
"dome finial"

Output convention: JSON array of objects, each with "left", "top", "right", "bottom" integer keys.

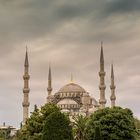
[{"left": 70, "top": 73, "right": 74, "bottom": 83}]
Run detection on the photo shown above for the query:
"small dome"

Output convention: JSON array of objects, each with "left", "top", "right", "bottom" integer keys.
[
  {"left": 91, "top": 97, "right": 98, "bottom": 106},
  {"left": 57, "top": 99, "right": 80, "bottom": 109},
  {"left": 57, "top": 99, "right": 78, "bottom": 105},
  {"left": 61, "top": 109, "right": 70, "bottom": 113},
  {"left": 58, "top": 83, "right": 86, "bottom": 93}
]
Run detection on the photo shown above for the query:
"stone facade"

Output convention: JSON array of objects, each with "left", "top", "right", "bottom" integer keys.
[{"left": 47, "top": 82, "right": 98, "bottom": 116}]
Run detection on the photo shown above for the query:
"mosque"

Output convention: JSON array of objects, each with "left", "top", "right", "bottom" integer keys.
[{"left": 22, "top": 44, "right": 116, "bottom": 123}]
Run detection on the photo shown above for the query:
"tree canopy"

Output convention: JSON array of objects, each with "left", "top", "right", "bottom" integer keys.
[
  {"left": 42, "top": 111, "right": 73, "bottom": 140},
  {"left": 94, "top": 126, "right": 102, "bottom": 140},
  {"left": 135, "top": 118, "right": 140, "bottom": 130},
  {"left": 86, "top": 107, "right": 137, "bottom": 140},
  {"left": 73, "top": 115, "right": 88, "bottom": 140},
  {"left": 17, "top": 103, "right": 73, "bottom": 140},
  {"left": 14, "top": 105, "right": 139, "bottom": 140}
]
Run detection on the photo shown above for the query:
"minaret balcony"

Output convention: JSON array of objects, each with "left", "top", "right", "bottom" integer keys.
[
  {"left": 22, "top": 102, "right": 30, "bottom": 107},
  {"left": 99, "top": 99, "right": 106, "bottom": 104},
  {"left": 110, "top": 85, "right": 116, "bottom": 89},
  {"left": 110, "top": 96, "right": 116, "bottom": 100},
  {"left": 23, "top": 88, "right": 30, "bottom": 93},
  {"left": 99, "top": 72, "right": 106, "bottom": 76},
  {"left": 23, "top": 75, "right": 30, "bottom": 80},
  {"left": 99, "top": 85, "right": 106, "bottom": 90},
  {"left": 47, "top": 87, "right": 52, "bottom": 91}
]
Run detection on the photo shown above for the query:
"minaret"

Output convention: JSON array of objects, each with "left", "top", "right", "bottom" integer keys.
[
  {"left": 22, "top": 48, "right": 30, "bottom": 123},
  {"left": 99, "top": 43, "right": 106, "bottom": 109},
  {"left": 110, "top": 64, "right": 116, "bottom": 107},
  {"left": 47, "top": 65, "right": 52, "bottom": 102}
]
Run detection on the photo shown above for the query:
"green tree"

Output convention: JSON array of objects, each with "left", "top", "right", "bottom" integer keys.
[
  {"left": 135, "top": 118, "right": 140, "bottom": 130},
  {"left": 42, "top": 111, "right": 73, "bottom": 140},
  {"left": 134, "top": 118, "right": 140, "bottom": 138},
  {"left": 17, "top": 103, "right": 60, "bottom": 140},
  {"left": 73, "top": 115, "right": 88, "bottom": 140},
  {"left": 87, "top": 107, "right": 137, "bottom": 140},
  {"left": 0, "top": 127, "right": 11, "bottom": 140},
  {"left": 0, "top": 130, "right": 5, "bottom": 139},
  {"left": 94, "top": 126, "right": 102, "bottom": 140},
  {"left": 20, "top": 104, "right": 42, "bottom": 139},
  {"left": 40, "top": 102, "right": 60, "bottom": 120}
]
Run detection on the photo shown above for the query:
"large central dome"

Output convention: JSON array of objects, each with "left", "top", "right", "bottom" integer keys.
[{"left": 58, "top": 83, "right": 86, "bottom": 93}]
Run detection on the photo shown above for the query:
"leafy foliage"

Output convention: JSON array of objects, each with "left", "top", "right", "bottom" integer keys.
[
  {"left": 134, "top": 118, "right": 140, "bottom": 138},
  {"left": 73, "top": 115, "right": 88, "bottom": 140},
  {"left": 18, "top": 105, "right": 42, "bottom": 139},
  {"left": 42, "top": 111, "right": 73, "bottom": 140},
  {"left": 14, "top": 105, "right": 139, "bottom": 140},
  {"left": 87, "top": 107, "right": 137, "bottom": 140},
  {"left": 135, "top": 118, "right": 140, "bottom": 130},
  {"left": 16, "top": 103, "right": 73, "bottom": 140},
  {"left": 0, "top": 127, "right": 11, "bottom": 139},
  {"left": 94, "top": 126, "right": 102, "bottom": 140}
]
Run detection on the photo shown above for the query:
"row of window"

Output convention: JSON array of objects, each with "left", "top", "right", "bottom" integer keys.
[
  {"left": 58, "top": 92, "right": 83, "bottom": 97},
  {"left": 57, "top": 104, "right": 80, "bottom": 109}
]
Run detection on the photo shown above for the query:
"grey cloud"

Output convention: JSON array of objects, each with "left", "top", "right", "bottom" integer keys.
[
  {"left": 0, "top": 0, "right": 139, "bottom": 51},
  {"left": 105, "top": 0, "right": 140, "bottom": 14},
  {"left": 0, "top": 0, "right": 140, "bottom": 128}
]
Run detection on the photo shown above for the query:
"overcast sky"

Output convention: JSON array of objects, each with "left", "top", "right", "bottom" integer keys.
[{"left": 0, "top": 0, "right": 140, "bottom": 128}]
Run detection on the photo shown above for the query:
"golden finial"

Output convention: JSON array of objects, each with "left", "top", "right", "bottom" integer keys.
[{"left": 70, "top": 73, "right": 74, "bottom": 83}]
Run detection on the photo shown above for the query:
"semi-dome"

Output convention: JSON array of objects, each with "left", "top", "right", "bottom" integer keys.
[
  {"left": 58, "top": 98, "right": 78, "bottom": 105},
  {"left": 58, "top": 82, "right": 86, "bottom": 93},
  {"left": 57, "top": 98, "right": 80, "bottom": 109}
]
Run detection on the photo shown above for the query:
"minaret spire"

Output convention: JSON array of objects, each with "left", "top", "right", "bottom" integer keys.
[
  {"left": 100, "top": 42, "right": 104, "bottom": 71},
  {"left": 47, "top": 65, "right": 53, "bottom": 103},
  {"left": 22, "top": 47, "right": 30, "bottom": 124},
  {"left": 47, "top": 65, "right": 52, "bottom": 102},
  {"left": 110, "top": 64, "right": 116, "bottom": 107},
  {"left": 24, "top": 47, "right": 29, "bottom": 67},
  {"left": 99, "top": 43, "right": 106, "bottom": 109}
]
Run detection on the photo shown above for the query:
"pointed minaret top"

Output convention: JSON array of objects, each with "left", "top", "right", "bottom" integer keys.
[
  {"left": 47, "top": 64, "right": 52, "bottom": 97},
  {"left": 100, "top": 42, "right": 104, "bottom": 63},
  {"left": 110, "top": 63, "right": 116, "bottom": 107},
  {"left": 48, "top": 65, "right": 51, "bottom": 81},
  {"left": 100, "top": 42, "right": 104, "bottom": 72},
  {"left": 111, "top": 64, "right": 114, "bottom": 79},
  {"left": 24, "top": 47, "right": 29, "bottom": 67}
]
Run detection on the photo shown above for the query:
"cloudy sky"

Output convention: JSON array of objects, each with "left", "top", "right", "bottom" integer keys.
[{"left": 0, "top": 0, "right": 140, "bottom": 128}]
